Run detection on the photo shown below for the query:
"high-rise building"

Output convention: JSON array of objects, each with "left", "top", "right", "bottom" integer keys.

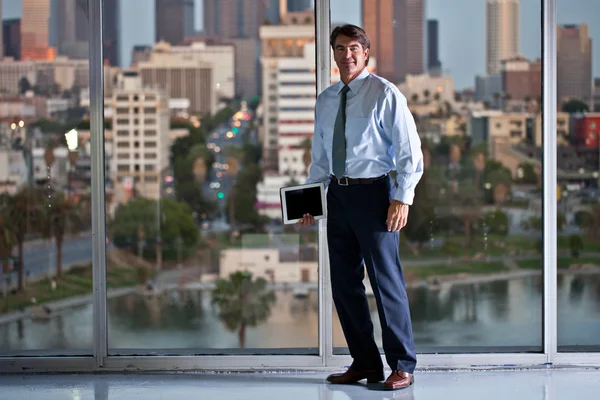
[
  {"left": 486, "top": 0, "right": 520, "bottom": 74},
  {"left": 110, "top": 72, "right": 171, "bottom": 201},
  {"left": 427, "top": 19, "right": 441, "bottom": 74},
  {"left": 501, "top": 56, "right": 541, "bottom": 101},
  {"left": 3, "top": 19, "right": 21, "bottom": 60},
  {"left": 287, "top": 0, "right": 313, "bottom": 12},
  {"left": 69, "top": 0, "right": 119, "bottom": 66},
  {"left": 265, "top": 0, "right": 281, "bottom": 25},
  {"left": 137, "top": 42, "right": 228, "bottom": 114},
  {"left": 155, "top": 0, "right": 195, "bottom": 45},
  {"left": 204, "top": 0, "right": 265, "bottom": 39},
  {"left": 21, "top": 0, "right": 56, "bottom": 61},
  {"left": 557, "top": 24, "right": 592, "bottom": 107},
  {"left": 362, "top": 0, "right": 424, "bottom": 84},
  {"left": 0, "top": 0, "right": 4, "bottom": 58},
  {"left": 593, "top": 78, "right": 600, "bottom": 112}
]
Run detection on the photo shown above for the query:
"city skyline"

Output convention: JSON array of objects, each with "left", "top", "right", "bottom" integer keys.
[{"left": 2, "top": 0, "right": 599, "bottom": 89}]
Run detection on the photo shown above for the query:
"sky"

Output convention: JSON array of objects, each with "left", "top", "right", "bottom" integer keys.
[{"left": 3, "top": 0, "right": 600, "bottom": 89}]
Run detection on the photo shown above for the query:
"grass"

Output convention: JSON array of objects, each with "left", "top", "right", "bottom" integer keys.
[
  {"left": 405, "top": 261, "right": 506, "bottom": 280},
  {"left": 401, "top": 234, "right": 539, "bottom": 259},
  {"left": 0, "top": 262, "right": 142, "bottom": 314},
  {"left": 517, "top": 256, "right": 600, "bottom": 270}
]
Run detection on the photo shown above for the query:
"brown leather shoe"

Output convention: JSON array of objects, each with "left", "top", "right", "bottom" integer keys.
[
  {"left": 326, "top": 368, "right": 384, "bottom": 384},
  {"left": 383, "top": 370, "right": 414, "bottom": 390}
]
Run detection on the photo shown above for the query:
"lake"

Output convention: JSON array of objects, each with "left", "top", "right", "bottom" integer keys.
[{"left": 1, "top": 274, "right": 600, "bottom": 353}]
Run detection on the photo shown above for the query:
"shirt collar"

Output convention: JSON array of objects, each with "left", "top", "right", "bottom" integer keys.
[{"left": 336, "top": 67, "right": 370, "bottom": 95}]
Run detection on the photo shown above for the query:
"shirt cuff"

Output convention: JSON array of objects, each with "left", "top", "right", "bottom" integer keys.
[{"left": 394, "top": 187, "right": 415, "bottom": 205}]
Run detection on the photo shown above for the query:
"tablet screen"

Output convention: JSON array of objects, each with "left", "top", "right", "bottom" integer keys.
[{"left": 284, "top": 186, "right": 324, "bottom": 220}]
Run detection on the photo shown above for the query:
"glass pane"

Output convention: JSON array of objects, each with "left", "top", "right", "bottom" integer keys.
[
  {"left": 0, "top": 0, "right": 92, "bottom": 354},
  {"left": 556, "top": 0, "right": 600, "bottom": 352},
  {"left": 330, "top": 0, "right": 543, "bottom": 357},
  {"left": 106, "top": 1, "right": 320, "bottom": 353}
]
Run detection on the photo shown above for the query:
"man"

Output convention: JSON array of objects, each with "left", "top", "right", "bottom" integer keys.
[{"left": 297, "top": 24, "right": 423, "bottom": 390}]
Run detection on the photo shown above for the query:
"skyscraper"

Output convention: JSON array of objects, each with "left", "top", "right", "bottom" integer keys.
[
  {"left": 287, "top": 0, "right": 312, "bottom": 12},
  {"left": 155, "top": 0, "right": 195, "bottom": 45},
  {"left": 204, "top": 0, "right": 265, "bottom": 38},
  {"left": 427, "top": 19, "right": 441, "bottom": 74},
  {"left": 486, "top": 0, "right": 520, "bottom": 74},
  {"left": 21, "top": 0, "right": 56, "bottom": 60},
  {"left": 3, "top": 19, "right": 21, "bottom": 59},
  {"left": 362, "top": 0, "right": 424, "bottom": 84},
  {"left": 0, "top": 0, "right": 4, "bottom": 58},
  {"left": 557, "top": 24, "right": 592, "bottom": 107},
  {"left": 68, "top": 0, "right": 119, "bottom": 66}
]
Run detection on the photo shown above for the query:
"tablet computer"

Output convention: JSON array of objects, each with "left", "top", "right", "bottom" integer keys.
[{"left": 280, "top": 182, "right": 327, "bottom": 225}]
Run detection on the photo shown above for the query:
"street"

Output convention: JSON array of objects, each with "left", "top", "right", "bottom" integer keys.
[{"left": 4, "top": 235, "right": 93, "bottom": 283}]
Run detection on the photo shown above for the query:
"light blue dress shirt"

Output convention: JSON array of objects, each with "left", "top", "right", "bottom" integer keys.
[{"left": 307, "top": 68, "right": 424, "bottom": 205}]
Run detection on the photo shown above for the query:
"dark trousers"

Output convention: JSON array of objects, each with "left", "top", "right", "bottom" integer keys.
[{"left": 327, "top": 175, "right": 417, "bottom": 373}]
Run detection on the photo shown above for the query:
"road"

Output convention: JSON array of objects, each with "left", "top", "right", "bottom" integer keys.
[
  {"left": 3, "top": 236, "right": 93, "bottom": 283},
  {"left": 203, "top": 105, "right": 256, "bottom": 227}
]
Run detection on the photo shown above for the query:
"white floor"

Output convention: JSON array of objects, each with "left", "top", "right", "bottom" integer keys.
[{"left": 0, "top": 369, "right": 599, "bottom": 400}]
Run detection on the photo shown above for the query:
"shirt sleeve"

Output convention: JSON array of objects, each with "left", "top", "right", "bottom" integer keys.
[
  {"left": 306, "top": 105, "right": 331, "bottom": 189},
  {"left": 382, "top": 87, "right": 424, "bottom": 205}
]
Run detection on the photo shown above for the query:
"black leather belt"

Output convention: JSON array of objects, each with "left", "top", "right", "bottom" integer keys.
[{"left": 330, "top": 174, "right": 388, "bottom": 186}]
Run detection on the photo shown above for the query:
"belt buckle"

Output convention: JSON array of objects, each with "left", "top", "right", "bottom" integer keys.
[{"left": 338, "top": 177, "right": 349, "bottom": 186}]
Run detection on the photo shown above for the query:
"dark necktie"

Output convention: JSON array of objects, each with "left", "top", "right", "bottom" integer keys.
[{"left": 332, "top": 85, "right": 350, "bottom": 178}]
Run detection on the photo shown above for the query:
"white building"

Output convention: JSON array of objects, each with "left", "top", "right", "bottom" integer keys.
[
  {"left": 109, "top": 71, "right": 171, "bottom": 201},
  {"left": 137, "top": 40, "right": 235, "bottom": 115},
  {"left": 256, "top": 26, "right": 377, "bottom": 219},
  {"left": 0, "top": 56, "right": 89, "bottom": 95},
  {"left": 0, "top": 149, "right": 27, "bottom": 194},
  {"left": 398, "top": 73, "right": 456, "bottom": 105}
]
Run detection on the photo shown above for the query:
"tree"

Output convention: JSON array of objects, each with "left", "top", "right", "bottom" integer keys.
[
  {"left": 301, "top": 138, "right": 312, "bottom": 176},
  {"left": 212, "top": 271, "right": 276, "bottom": 348},
  {"left": 0, "top": 194, "right": 18, "bottom": 281},
  {"left": 110, "top": 198, "right": 199, "bottom": 258},
  {"left": 402, "top": 173, "right": 436, "bottom": 253},
  {"left": 31, "top": 119, "right": 65, "bottom": 134},
  {"left": 19, "top": 77, "right": 32, "bottom": 94},
  {"left": 4, "top": 188, "right": 44, "bottom": 291},
  {"left": 481, "top": 210, "right": 509, "bottom": 237},
  {"left": 226, "top": 164, "right": 267, "bottom": 229},
  {"left": 569, "top": 234, "right": 584, "bottom": 259},
  {"left": 517, "top": 163, "right": 538, "bottom": 185},
  {"left": 423, "top": 89, "right": 430, "bottom": 102},
  {"left": 45, "top": 193, "right": 82, "bottom": 278},
  {"left": 562, "top": 99, "right": 589, "bottom": 114}
]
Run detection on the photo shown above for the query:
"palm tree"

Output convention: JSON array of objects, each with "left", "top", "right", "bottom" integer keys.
[
  {"left": 44, "top": 142, "right": 55, "bottom": 180},
  {"left": 0, "top": 194, "right": 17, "bottom": 289},
  {"left": 45, "top": 192, "right": 82, "bottom": 279},
  {"left": 67, "top": 151, "right": 79, "bottom": 198},
  {"left": 301, "top": 138, "right": 312, "bottom": 176},
  {"left": 423, "top": 89, "right": 431, "bottom": 103},
  {"left": 189, "top": 144, "right": 210, "bottom": 184},
  {"left": 4, "top": 188, "right": 43, "bottom": 291},
  {"left": 211, "top": 271, "right": 276, "bottom": 348}
]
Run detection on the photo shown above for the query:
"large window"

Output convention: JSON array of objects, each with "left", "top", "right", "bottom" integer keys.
[
  {"left": 330, "top": 0, "right": 544, "bottom": 353},
  {"left": 0, "top": 0, "right": 93, "bottom": 354},
  {"left": 1, "top": 0, "right": 598, "bottom": 370},
  {"left": 104, "top": 1, "right": 320, "bottom": 354},
  {"left": 556, "top": 0, "right": 600, "bottom": 352}
]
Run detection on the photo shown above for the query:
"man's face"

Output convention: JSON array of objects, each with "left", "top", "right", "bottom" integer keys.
[{"left": 333, "top": 34, "right": 369, "bottom": 77}]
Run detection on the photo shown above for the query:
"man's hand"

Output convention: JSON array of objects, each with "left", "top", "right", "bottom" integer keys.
[
  {"left": 386, "top": 200, "right": 409, "bottom": 231},
  {"left": 296, "top": 214, "right": 315, "bottom": 227}
]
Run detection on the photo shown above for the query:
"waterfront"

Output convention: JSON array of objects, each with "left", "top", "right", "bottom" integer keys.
[{"left": 1, "top": 274, "right": 600, "bottom": 352}]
